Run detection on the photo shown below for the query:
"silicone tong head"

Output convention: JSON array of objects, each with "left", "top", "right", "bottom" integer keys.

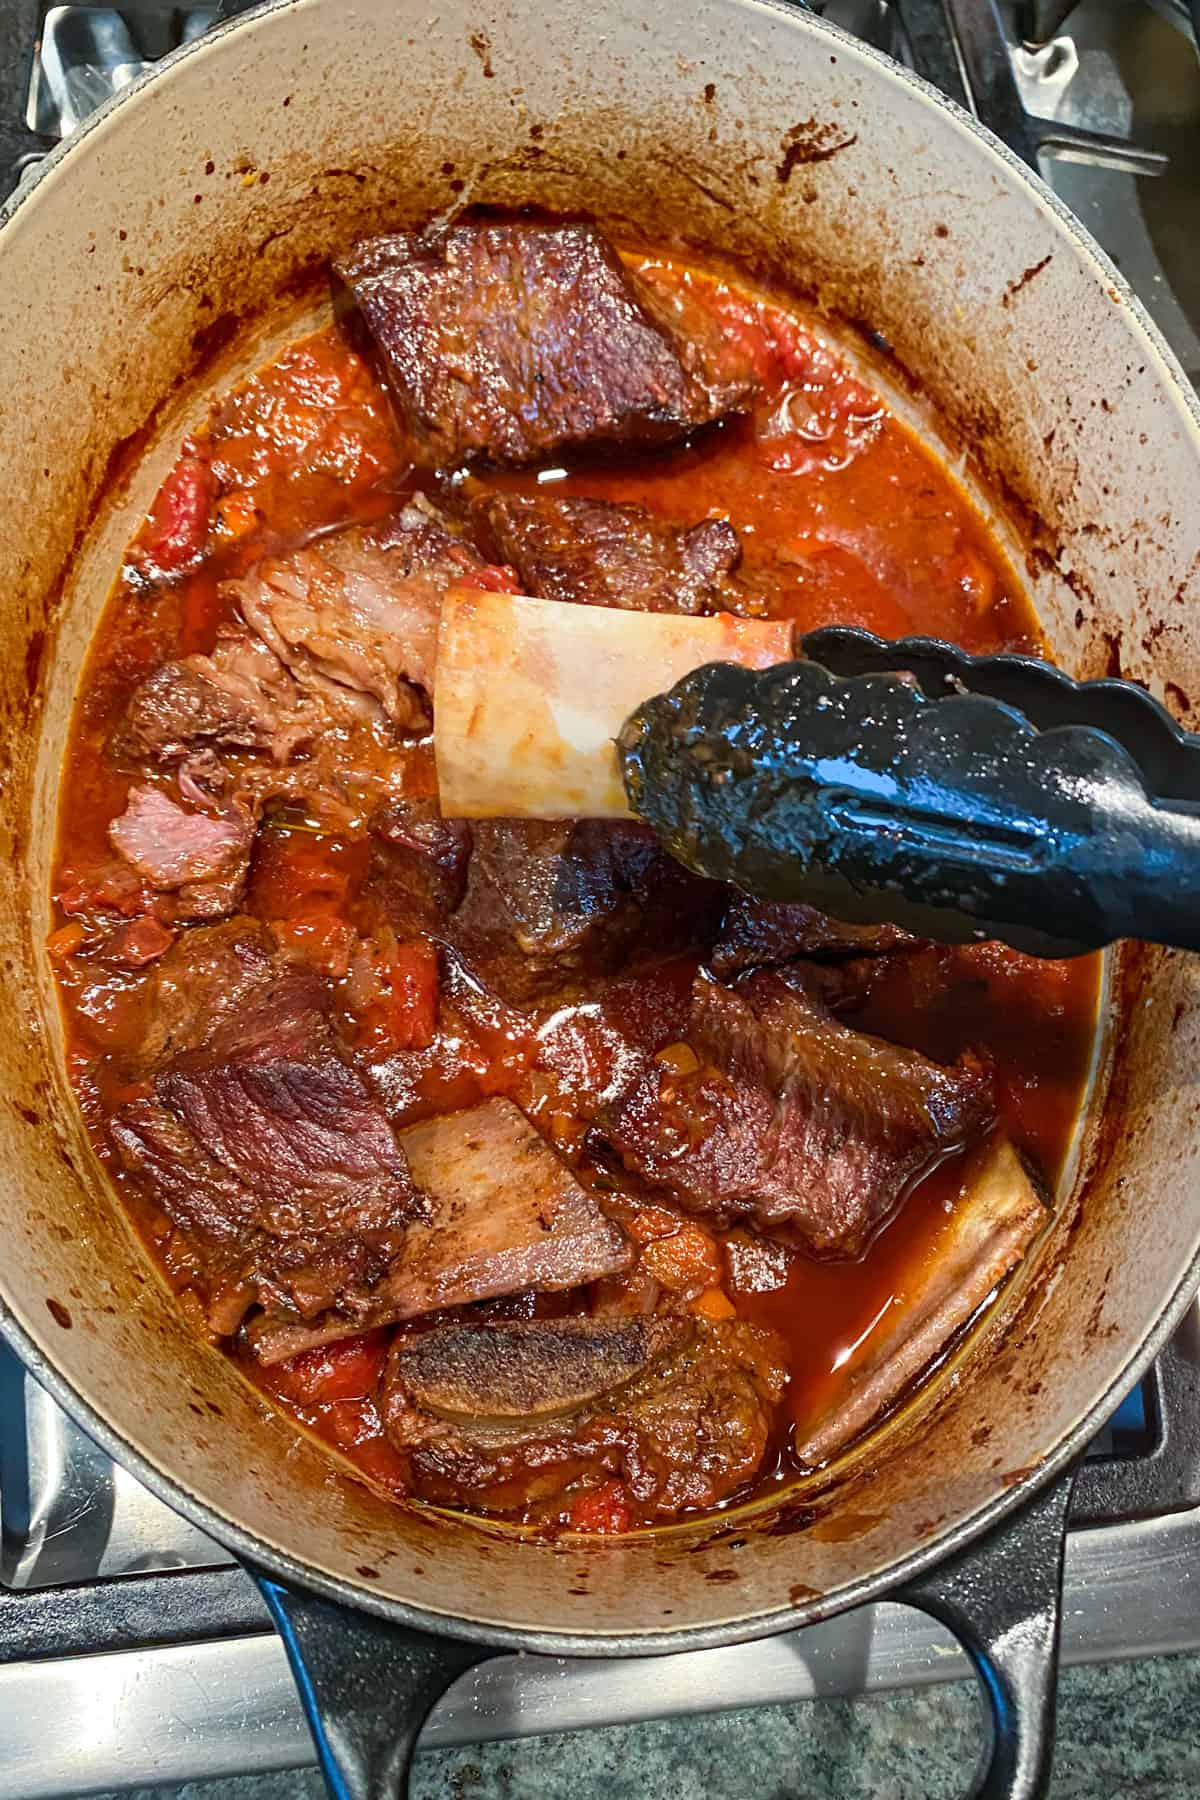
[
  {"left": 801, "top": 626, "right": 1200, "bottom": 805},
  {"left": 619, "top": 629, "right": 1200, "bottom": 959}
]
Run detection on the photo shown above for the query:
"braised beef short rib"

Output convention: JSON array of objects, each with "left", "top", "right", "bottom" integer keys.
[
  {"left": 443, "top": 817, "right": 721, "bottom": 1007},
  {"left": 710, "top": 896, "right": 918, "bottom": 976},
  {"left": 476, "top": 492, "right": 758, "bottom": 616},
  {"left": 246, "top": 1097, "right": 631, "bottom": 1363},
  {"left": 368, "top": 794, "right": 473, "bottom": 937},
  {"left": 226, "top": 498, "right": 485, "bottom": 731},
  {"left": 108, "top": 782, "right": 257, "bottom": 922},
  {"left": 601, "top": 970, "right": 994, "bottom": 1257},
  {"left": 380, "top": 1313, "right": 786, "bottom": 1515},
  {"left": 110, "top": 928, "right": 424, "bottom": 1334},
  {"left": 114, "top": 631, "right": 318, "bottom": 770},
  {"left": 335, "top": 219, "right": 756, "bottom": 467}
]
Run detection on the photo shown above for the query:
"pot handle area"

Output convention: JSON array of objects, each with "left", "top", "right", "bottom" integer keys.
[
  {"left": 255, "top": 1573, "right": 503, "bottom": 1800},
  {"left": 896, "top": 1467, "right": 1078, "bottom": 1800},
  {"left": 257, "top": 1467, "right": 1076, "bottom": 1800}
]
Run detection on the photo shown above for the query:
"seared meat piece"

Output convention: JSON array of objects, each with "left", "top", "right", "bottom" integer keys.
[
  {"left": 371, "top": 494, "right": 490, "bottom": 583},
  {"left": 601, "top": 970, "right": 994, "bottom": 1258},
  {"left": 476, "top": 493, "right": 757, "bottom": 616},
  {"left": 131, "top": 917, "right": 279, "bottom": 1068},
  {"left": 108, "top": 782, "right": 256, "bottom": 921},
  {"left": 392, "top": 1314, "right": 682, "bottom": 1419},
  {"left": 396, "top": 1099, "right": 630, "bottom": 1304},
  {"left": 794, "top": 1135, "right": 1045, "bottom": 1466},
  {"left": 445, "top": 818, "right": 720, "bottom": 1007},
  {"left": 226, "top": 498, "right": 485, "bottom": 730},
  {"left": 368, "top": 795, "right": 473, "bottom": 936},
  {"left": 111, "top": 947, "right": 424, "bottom": 1337},
  {"left": 111, "top": 1098, "right": 277, "bottom": 1334},
  {"left": 711, "top": 897, "right": 918, "bottom": 977},
  {"left": 114, "top": 632, "right": 317, "bottom": 769},
  {"left": 116, "top": 662, "right": 269, "bottom": 765},
  {"left": 335, "top": 219, "right": 756, "bottom": 468},
  {"left": 723, "top": 1230, "right": 791, "bottom": 1296},
  {"left": 114, "top": 1094, "right": 417, "bottom": 1337},
  {"left": 159, "top": 970, "right": 413, "bottom": 1229},
  {"left": 246, "top": 1098, "right": 631, "bottom": 1363},
  {"left": 380, "top": 1314, "right": 786, "bottom": 1516},
  {"left": 104, "top": 914, "right": 176, "bottom": 969}
]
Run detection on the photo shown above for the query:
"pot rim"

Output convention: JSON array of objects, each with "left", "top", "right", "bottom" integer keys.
[{"left": 3, "top": 0, "right": 1199, "bottom": 1657}]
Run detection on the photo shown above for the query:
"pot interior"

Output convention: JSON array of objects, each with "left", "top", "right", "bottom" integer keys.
[{"left": 0, "top": 0, "right": 1198, "bottom": 1646}]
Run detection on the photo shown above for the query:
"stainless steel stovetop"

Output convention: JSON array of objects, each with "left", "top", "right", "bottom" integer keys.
[{"left": 1, "top": 2, "right": 1198, "bottom": 1795}]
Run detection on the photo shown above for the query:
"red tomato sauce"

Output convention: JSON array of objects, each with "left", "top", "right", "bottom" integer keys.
[{"left": 50, "top": 246, "right": 1100, "bottom": 1526}]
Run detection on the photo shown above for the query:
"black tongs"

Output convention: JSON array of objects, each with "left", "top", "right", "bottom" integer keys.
[{"left": 619, "top": 627, "right": 1200, "bottom": 959}]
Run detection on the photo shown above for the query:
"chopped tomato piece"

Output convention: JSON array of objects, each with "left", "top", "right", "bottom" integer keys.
[
  {"left": 46, "top": 921, "right": 86, "bottom": 960},
  {"left": 271, "top": 1329, "right": 391, "bottom": 1405},
  {"left": 626, "top": 1203, "right": 690, "bottom": 1245},
  {"left": 460, "top": 561, "right": 523, "bottom": 594},
  {"left": 57, "top": 862, "right": 155, "bottom": 919},
  {"left": 250, "top": 834, "right": 363, "bottom": 978},
  {"left": 273, "top": 908, "right": 357, "bottom": 979},
  {"left": 213, "top": 488, "right": 262, "bottom": 542},
  {"left": 252, "top": 833, "right": 355, "bottom": 914},
  {"left": 134, "top": 454, "right": 217, "bottom": 576},
  {"left": 205, "top": 335, "right": 408, "bottom": 545},
  {"left": 570, "top": 1480, "right": 632, "bottom": 1535},
  {"left": 108, "top": 915, "right": 175, "bottom": 968},
  {"left": 179, "top": 569, "right": 227, "bottom": 657},
  {"left": 641, "top": 1219, "right": 724, "bottom": 1296},
  {"left": 654, "top": 1041, "right": 700, "bottom": 1076},
  {"left": 349, "top": 1430, "right": 411, "bottom": 1493},
  {"left": 356, "top": 939, "right": 439, "bottom": 1057},
  {"left": 689, "top": 1287, "right": 738, "bottom": 1322}
]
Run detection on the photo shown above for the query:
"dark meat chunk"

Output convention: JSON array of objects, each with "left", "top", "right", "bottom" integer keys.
[
  {"left": 116, "top": 662, "right": 268, "bottom": 765},
  {"left": 104, "top": 914, "right": 176, "bottom": 969},
  {"left": 109, "top": 784, "right": 248, "bottom": 889},
  {"left": 380, "top": 1313, "right": 786, "bottom": 1517},
  {"left": 111, "top": 944, "right": 424, "bottom": 1336},
  {"left": 111, "top": 1098, "right": 276, "bottom": 1334},
  {"left": 226, "top": 498, "right": 485, "bottom": 730},
  {"left": 370, "top": 494, "right": 489, "bottom": 582},
  {"left": 601, "top": 970, "right": 994, "bottom": 1258},
  {"left": 113, "top": 1094, "right": 416, "bottom": 1338},
  {"left": 114, "top": 632, "right": 318, "bottom": 770},
  {"left": 335, "top": 218, "right": 756, "bottom": 468},
  {"left": 246, "top": 1097, "right": 631, "bottom": 1363},
  {"left": 368, "top": 795, "right": 473, "bottom": 936},
  {"left": 475, "top": 493, "right": 759, "bottom": 616},
  {"left": 131, "top": 917, "right": 278, "bottom": 1068},
  {"left": 711, "top": 897, "right": 918, "bottom": 977},
  {"left": 445, "top": 818, "right": 721, "bottom": 1007},
  {"left": 533, "top": 956, "right": 698, "bottom": 1123},
  {"left": 159, "top": 970, "right": 413, "bottom": 1231},
  {"left": 723, "top": 1230, "right": 791, "bottom": 1295},
  {"left": 108, "top": 782, "right": 256, "bottom": 921},
  {"left": 391, "top": 1314, "right": 681, "bottom": 1419}
]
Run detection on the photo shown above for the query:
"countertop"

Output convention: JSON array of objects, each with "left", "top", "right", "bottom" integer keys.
[{"left": 95, "top": 1649, "right": 1200, "bottom": 1799}]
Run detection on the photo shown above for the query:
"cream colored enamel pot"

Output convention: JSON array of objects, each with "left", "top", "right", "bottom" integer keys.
[{"left": 0, "top": 2, "right": 1198, "bottom": 1795}]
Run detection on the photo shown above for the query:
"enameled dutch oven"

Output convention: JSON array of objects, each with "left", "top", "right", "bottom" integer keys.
[{"left": 0, "top": 2, "right": 1198, "bottom": 1794}]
